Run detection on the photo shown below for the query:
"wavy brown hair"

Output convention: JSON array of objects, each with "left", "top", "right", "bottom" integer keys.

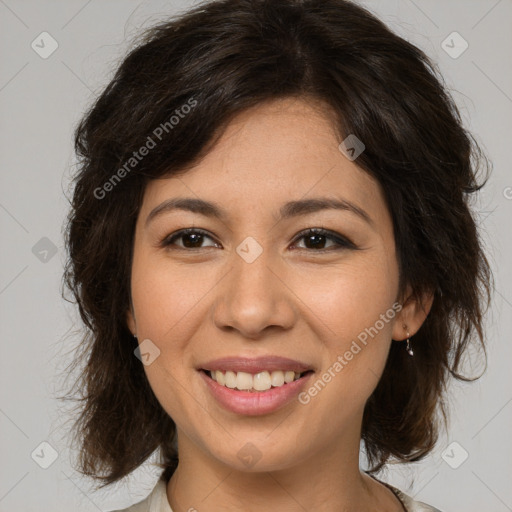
[{"left": 61, "top": 0, "right": 493, "bottom": 489}]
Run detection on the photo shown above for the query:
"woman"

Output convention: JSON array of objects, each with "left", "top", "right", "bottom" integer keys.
[{"left": 63, "top": 0, "right": 492, "bottom": 510}]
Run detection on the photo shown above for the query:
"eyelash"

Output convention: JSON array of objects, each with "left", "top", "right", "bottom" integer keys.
[{"left": 160, "top": 227, "right": 356, "bottom": 252}]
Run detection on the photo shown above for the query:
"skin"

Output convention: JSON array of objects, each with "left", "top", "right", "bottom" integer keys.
[{"left": 127, "top": 96, "right": 433, "bottom": 512}]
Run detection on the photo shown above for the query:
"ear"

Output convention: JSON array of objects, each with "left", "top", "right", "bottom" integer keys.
[
  {"left": 126, "top": 308, "right": 136, "bottom": 337},
  {"left": 392, "top": 285, "right": 434, "bottom": 340}
]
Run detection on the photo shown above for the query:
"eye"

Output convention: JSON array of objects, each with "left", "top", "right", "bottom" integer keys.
[
  {"left": 291, "top": 227, "right": 356, "bottom": 251},
  {"left": 161, "top": 227, "right": 356, "bottom": 251},
  {"left": 161, "top": 228, "right": 219, "bottom": 249}
]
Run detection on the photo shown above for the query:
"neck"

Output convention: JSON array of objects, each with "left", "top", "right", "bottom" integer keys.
[{"left": 165, "top": 426, "right": 403, "bottom": 512}]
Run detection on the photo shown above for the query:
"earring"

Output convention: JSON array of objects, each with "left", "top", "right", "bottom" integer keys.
[
  {"left": 402, "top": 324, "right": 413, "bottom": 356},
  {"left": 405, "top": 332, "right": 413, "bottom": 356},
  {"left": 133, "top": 333, "right": 138, "bottom": 339}
]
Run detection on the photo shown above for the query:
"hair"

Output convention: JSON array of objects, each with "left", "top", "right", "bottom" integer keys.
[{"left": 61, "top": 0, "right": 493, "bottom": 489}]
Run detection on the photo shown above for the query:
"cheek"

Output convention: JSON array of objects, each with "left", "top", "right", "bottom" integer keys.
[
  {"left": 129, "top": 248, "right": 235, "bottom": 420},
  {"left": 130, "top": 250, "right": 211, "bottom": 342},
  {"left": 297, "top": 256, "right": 398, "bottom": 402},
  {"left": 299, "top": 255, "right": 399, "bottom": 339}
]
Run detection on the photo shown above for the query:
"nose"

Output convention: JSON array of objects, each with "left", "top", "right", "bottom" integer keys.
[{"left": 212, "top": 246, "right": 297, "bottom": 339}]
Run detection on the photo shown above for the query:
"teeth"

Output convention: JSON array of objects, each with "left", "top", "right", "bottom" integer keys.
[{"left": 209, "top": 370, "right": 304, "bottom": 392}]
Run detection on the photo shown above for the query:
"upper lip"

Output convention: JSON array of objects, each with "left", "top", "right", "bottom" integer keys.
[{"left": 199, "top": 356, "right": 314, "bottom": 374}]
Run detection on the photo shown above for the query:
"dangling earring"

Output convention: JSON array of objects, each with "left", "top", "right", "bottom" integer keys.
[
  {"left": 402, "top": 324, "right": 413, "bottom": 356},
  {"left": 405, "top": 332, "right": 413, "bottom": 356}
]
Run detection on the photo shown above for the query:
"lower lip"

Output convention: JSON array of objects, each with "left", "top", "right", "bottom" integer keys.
[{"left": 199, "top": 370, "right": 313, "bottom": 416}]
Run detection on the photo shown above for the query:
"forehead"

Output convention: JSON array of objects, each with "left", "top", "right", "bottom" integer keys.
[{"left": 141, "top": 97, "right": 386, "bottom": 222}]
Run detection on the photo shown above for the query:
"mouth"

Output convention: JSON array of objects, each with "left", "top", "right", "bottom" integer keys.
[
  {"left": 199, "top": 367, "right": 314, "bottom": 415},
  {"left": 200, "top": 368, "right": 314, "bottom": 393}
]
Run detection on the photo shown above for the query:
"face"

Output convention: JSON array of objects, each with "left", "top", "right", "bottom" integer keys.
[{"left": 127, "top": 96, "right": 424, "bottom": 472}]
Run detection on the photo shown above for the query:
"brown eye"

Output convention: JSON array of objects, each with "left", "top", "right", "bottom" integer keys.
[
  {"left": 162, "top": 228, "right": 219, "bottom": 249},
  {"left": 292, "top": 228, "right": 356, "bottom": 251},
  {"left": 161, "top": 227, "right": 356, "bottom": 252}
]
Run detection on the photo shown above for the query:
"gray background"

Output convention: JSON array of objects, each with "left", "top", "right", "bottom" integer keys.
[{"left": 0, "top": 0, "right": 511, "bottom": 510}]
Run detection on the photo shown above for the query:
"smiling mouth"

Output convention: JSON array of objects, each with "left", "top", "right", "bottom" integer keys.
[{"left": 201, "top": 369, "right": 314, "bottom": 393}]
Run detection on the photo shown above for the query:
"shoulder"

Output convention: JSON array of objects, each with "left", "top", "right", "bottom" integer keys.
[
  {"left": 107, "top": 475, "right": 444, "bottom": 512},
  {"left": 388, "top": 483, "right": 444, "bottom": 512},
  {"left": 107, "top": 496, "right": 149, "bottom": 512},
  {"left": 106, "top": 479, "right": 173, "bottom": 512},
  {"left": 367, "top": 472, "right": 445, "bottom": 512}
]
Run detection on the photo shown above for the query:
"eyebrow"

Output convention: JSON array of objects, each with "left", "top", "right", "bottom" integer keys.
[{"left": 145, "top": 196, "right": 374, "bottom": 227}]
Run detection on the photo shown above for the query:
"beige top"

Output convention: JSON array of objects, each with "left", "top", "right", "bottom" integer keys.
[{"left": 108, "top": 477, "right": 443, "bottom": 512}]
